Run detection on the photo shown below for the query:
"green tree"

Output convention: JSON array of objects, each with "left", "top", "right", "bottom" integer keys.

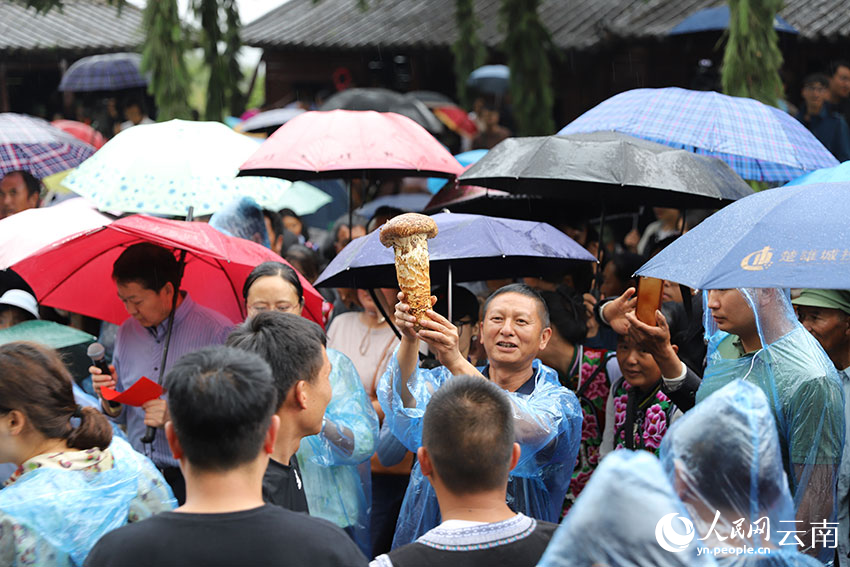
[
  {"left": 452, "top": 0, "right": 486, "bottom": 108},
  {"left": 500, "top": 0, "right": 555, "bottom": 135},
  {"left": 195, "top": 0, "right": 243, "bottom": 121},
  {"left": 721, "top": 0, "right": 784, "bottom": 107},
  {"left": 141, "top": 0, "right": 192, "bottom": 120}
]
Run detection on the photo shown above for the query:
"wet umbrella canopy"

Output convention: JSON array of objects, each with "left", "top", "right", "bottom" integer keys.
[
  {"left": 559, "top": 88, "right": 837, "bottom": 182},
  {"left": 0, "top": 113, "right": 96, "bottom": 178},
  {"left": 314, "top": 212, "right": 596, "bottom": 289},
  {"left": 58, "top": 52, "right": 148, "bottom": 92},
  {"left": 459, "top": 131, "right": 753, "bottom": 210},
  {"left": 636, "top": 182, "right": 850, "bottom": 289}
]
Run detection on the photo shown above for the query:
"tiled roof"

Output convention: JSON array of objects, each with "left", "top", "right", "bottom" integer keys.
[
  {"left": 0, "top": 0, "right": 144, "bottom": 53},
  {"left": 243, "top": 0, "right": 850, "bottom": 51}
]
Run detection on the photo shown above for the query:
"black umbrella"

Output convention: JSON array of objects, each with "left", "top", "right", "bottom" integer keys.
[
  {"left": 320, "top": 88, "right": 444, "bottom": 135},
  {"left": 408, "top": 90, "right": 456, "bottom": 108},
  {"left": 458, "top": 131, "right": 753, "bottom": 210}
]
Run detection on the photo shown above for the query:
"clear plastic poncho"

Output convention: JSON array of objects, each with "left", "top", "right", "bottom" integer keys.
[
  {"left": 378, "top": 351, "right": 582, "bottom": 549},
  {"left": 537, "top": 450, "right": 717, "bottom": 567},
  {"left": 661, "top": 379, "right": 823, "bottom": 567},
  {"left": 297, "top": 348, "right": 379, "bottom": 557},
  {"left": 208, "top": 196, "right": 270, "bottom": 248},
  {"left": 0, "top": 436, "right": 175, "bottom": 566},
  {"left": 696, "top": 288, "right": 845, "bottom": 563}
]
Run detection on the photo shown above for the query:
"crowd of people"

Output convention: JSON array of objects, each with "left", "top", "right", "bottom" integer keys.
[
  {"left": 1, "top": 65, "right": 850, "bottom": 567},
  {"left": 0, "top": 188, "right": 846, "bottom": 566}
]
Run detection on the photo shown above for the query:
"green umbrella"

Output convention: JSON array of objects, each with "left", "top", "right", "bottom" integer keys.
[
  {"left": 61, "top": 119, "right": 330, "bottom": 216},
  {"left": 0, "top": 320, "right": 96, "bottom": 381}
]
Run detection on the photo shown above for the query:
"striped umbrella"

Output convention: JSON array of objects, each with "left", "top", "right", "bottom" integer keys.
[
  {"left": 559, "top": 87, "right": 838, "bottom": 182},
  {"left": 0, "top": 113, "right": 96, "bottom": 179}
]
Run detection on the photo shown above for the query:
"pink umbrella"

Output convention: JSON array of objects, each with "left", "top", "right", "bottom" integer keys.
[
  {"left": 51, "top": 120, "right": 107, "bottom": 150},
  {"left": 238, "top": 110, "right": 464, "bottom": 180},
  {"left": 0, "top": 198, "right": 111, "bottom": 269},
  {"left": 12, "top": 214, "right": 324, "bottom": 327}
]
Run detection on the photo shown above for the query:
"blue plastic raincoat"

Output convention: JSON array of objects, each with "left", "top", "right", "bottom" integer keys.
[
  {"left": 662, "top": 379, "right": 823, "bottom": 566},
  {"left": 0, "top": 436, "right": 175, "bottom": 566},
  {"left": 378, "top": 352, "right": 582, "bottom": 548},
  {"left": 538, "top": 450, "right": 717, "bottom": 567},
  {"left": 296, "top": 348, "right": 379, "bottom": 557},
  {"left": 208, "top": 196, "right": 270, "bottom": 248},
  {"left": 696, "top": 288, "right": 845, "bottom": 562}
]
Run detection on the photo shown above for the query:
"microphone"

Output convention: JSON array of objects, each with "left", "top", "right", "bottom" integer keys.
[{"left": 87, "top": 343, "right": 121, "bottom": 411}]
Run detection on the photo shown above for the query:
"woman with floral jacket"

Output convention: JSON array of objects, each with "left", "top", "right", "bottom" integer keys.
[{"left": 600, "top": 303, "right": 685, "bottom": 458}]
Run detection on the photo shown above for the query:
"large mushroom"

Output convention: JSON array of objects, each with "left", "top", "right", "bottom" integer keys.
[{"left": 379, "top": 213, "right": 439, "bottom": 326}]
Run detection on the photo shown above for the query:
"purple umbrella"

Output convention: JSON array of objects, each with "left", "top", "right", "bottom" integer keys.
[
  {"left": 0, "top": 113, "right": 96, "bottom": 178},
  {"left": 315, "top": 212, "right": 596, "bottom": 290},
  {"left": 59, "top": 53, "right": 148, "bottom": 92}
]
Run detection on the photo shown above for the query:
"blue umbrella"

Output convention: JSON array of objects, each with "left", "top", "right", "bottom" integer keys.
[
  {"left": 636, "top": 182, "right": 850, "bottom": 289},
  {"left": 467, "top": 65, "right": 510, "bottom": 95},
  {"left": 58, "top": 53, "right": 148, "bottom": 92},
  {"left": 785, "top": 160, "right": 850, "bottom": 186},
  {"left": 426, "top": 149, "right": 488, "bottom": 194},
  {"left": 559, "top": 87, "right": 838, "bottom": 183},
  {"left": 669, "top": 5, "right": 798, "bottom": 35},
  {"left": 315, "top": 212, "right": 596, "bottom": 289}
]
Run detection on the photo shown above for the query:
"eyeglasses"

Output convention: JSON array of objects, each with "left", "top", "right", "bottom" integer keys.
[{"left": 453, "top": 319, "right": 474, "bottom": 328}]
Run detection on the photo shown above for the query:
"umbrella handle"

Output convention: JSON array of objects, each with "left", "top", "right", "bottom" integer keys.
[{"left": 369, "top": 288, "right": 402, "bottom": 341}]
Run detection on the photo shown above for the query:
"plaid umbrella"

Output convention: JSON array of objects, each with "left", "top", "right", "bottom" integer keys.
[
  {"left": 0, "top": 113, "right": 96, "bottom": 179},
  {"left": 58, "top": 52, "right": 148, "bottom": 92},
  {"left": 559, "top": 87, "right": 838, "bottom": 182}
]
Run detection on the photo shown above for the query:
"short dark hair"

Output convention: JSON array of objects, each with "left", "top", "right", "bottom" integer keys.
[
  {"left": 828, "top": 60, "right": 850, "bottom": 77},
  {"left": 112, "top": 243, "right": 180, "bottom": 292},
  {"left": 605, "top": 252, "right": 645, "bottom": 287},
  {"left": 122, "top": 95, "right": 147, "bottom": 114},
  {"left": 164, "top": 346, "right": 277, "bottom": 471},
  {"left": 803, "top": 73, "right": 830, "bottom": 88},
  {"left": 284, "top": 245, "right": 320, "bottom": 283},
  {"left": 262, "top": 209, "right": 284, "bottom": 242},
  {"left": 225, "top": 311, "right": 326, "bottom": 409},
  {"left": 432, "top": 285, "right": 480, "bottom": 324},
  {"left": 539, "top": 286, "right": 587, "bottom": 345},
  {"left": 331, "top": 213, "right": 368, "bottom": 244},
  {"left": 423, "top": 375, "right": 515, "bottom": 494},
  {"left": 3, "top": 170, "right": 41, "bottom": 198},
  {"left": 482, "top": 283, "right": 550, "bottom": 328},
  {"left": 278, "top": 208, "right": 308, "bottom": 241},
  {"left": 242, "top": 261, "right": 304, "bottom": 306}
]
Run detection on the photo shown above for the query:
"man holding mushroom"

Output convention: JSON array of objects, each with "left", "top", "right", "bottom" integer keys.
[{"left": 377, "top": 209, "right": 582, "bottom": 550}]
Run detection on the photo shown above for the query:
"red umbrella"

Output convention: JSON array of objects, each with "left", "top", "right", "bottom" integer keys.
[
  {"left": 238, "top": 110, "right": 464, "bottom": 180},
  {"left": 432, "top": 105, "right": 478, "bottom": 139},
  {"left": 12, "top": 215, "right": 324, "bottom": 327},
  {"left": 51, "top": 119, "right": 106, "bottom": 150}
]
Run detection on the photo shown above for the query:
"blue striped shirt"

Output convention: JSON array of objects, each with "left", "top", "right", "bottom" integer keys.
[{"left": 111, "top": 293, "right": 233, "bottom": 467}]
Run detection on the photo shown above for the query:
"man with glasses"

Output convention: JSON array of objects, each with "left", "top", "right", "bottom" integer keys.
[{"left": 797, "top": 72, "right": 850, "bottom": 162}]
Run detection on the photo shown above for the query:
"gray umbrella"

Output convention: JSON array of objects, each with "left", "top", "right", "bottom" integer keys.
[
  {"left": 458, "top": 131, "right": 753, "bottom": 210},
  {"left": 320, "top": 88, "right": 444, "bottom": 135}
]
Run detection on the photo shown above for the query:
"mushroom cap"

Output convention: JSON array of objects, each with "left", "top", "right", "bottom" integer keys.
[{"left": 379, "top": 212, "right": 439, "bottom": 247}]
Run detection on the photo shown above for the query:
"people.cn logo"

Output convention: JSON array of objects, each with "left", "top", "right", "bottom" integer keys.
[{"left": 655, "top": 513, "right": 696, "bottom": 553}]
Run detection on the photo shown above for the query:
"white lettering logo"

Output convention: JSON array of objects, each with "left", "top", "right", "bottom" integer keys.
[{"left": 655, "top": 513, "right": 696, "bottom": 553}]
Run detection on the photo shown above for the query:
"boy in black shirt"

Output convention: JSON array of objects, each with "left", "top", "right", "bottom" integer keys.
[
  {"left": 86, "top": 346, "right": 365, "bottom": 567},
  {"left": 226, "top": 311, "right": 333, "bottom": 513}
]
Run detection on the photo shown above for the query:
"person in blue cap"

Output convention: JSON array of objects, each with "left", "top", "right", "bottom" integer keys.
[{"left": 382, "top": 283, "right": 582, "bottom": 548}]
